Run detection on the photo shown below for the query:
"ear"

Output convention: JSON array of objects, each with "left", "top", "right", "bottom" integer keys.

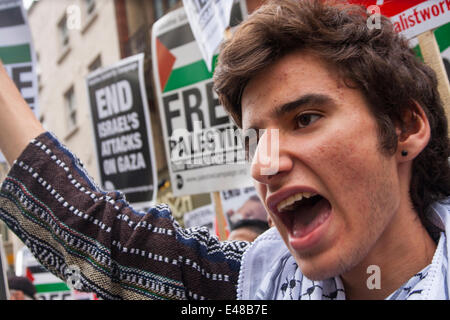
[{"left": 396, "top": 101, "right": 430, "bottom": 162}]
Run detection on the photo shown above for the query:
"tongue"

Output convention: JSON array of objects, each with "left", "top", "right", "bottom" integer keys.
[{"left": 292, "top": 198, "right": 331, "bottom": 238}]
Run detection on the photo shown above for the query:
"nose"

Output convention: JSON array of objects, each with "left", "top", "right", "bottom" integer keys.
[{"left": 250, "top": 128, "right": 293, "bottom": 185}]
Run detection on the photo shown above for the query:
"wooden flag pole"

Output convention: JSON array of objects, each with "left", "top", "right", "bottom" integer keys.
[
  {"left": 212, "top": 191, "right": 228, "bottom": 240},
  {"left": 417, "top": 30, "right": 450, "bottom": 136},
  {"left": 0, "top": 238, "right": 10, "bottom": 300},
  {"left": 0, "top": 162, "right": 10, "bottom": 186}
]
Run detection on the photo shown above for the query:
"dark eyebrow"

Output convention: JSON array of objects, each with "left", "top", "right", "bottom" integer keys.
[{"left": 273, "top": 93, "right": 335, "bottom": 117}]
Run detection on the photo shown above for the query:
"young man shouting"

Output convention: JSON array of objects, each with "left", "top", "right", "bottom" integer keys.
[{"left": 0, "top": 0, "right": 449, "bottom": 300}]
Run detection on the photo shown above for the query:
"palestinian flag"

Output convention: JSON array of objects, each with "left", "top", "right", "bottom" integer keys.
[
  {"left": 0, "top": 0, "right": 32, "bottom": 65},
  {"left": 26, "top": 265, "right": 71, "bottom": 296},
  {"left": 153, "top": 1, "right": 244, "bottom": 94}
]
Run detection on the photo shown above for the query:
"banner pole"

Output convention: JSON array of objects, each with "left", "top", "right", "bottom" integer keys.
[
  {"left": 0, "top": 162, "right": 10, "bottom": 182},
  {"left": 208, "top": 27, "right": 234, "bottom": 241},
  {"left": 417, "top": 30, "right": 450, "bottom": 136},
  {"left": 212, "top": 191, "right": 228, "bottom": 240},
  {"left": 0, "top": 238, "right": 10, "bottom": 300}
]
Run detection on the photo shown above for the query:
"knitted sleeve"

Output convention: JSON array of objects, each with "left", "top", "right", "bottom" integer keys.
[{"left": 0, "top": 132, "right": 250, "bottom": 300}]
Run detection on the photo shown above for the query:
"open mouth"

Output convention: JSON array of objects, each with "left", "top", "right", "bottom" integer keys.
[{"left": 275, "top": 192, "right": 332, "bottom": 239}]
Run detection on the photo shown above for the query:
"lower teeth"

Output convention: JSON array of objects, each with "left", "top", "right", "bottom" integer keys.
[{"left": 292, "top": 199, "right": 331, "bottom": 238}]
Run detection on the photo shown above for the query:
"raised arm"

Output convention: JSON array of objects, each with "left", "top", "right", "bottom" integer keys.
[
  {"left": 0, "top": 60, "right": 45, "bottom": 165},
  {"left": 0, "top": 61, "right": 249, "bottom": 300}
]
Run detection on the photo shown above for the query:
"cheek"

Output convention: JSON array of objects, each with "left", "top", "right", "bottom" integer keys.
[
  {"left": 316, "top": 133, "right": 398, "bottom": 229},
  {"left": 320, "top": 142, "right": 368, "bottom": 180},
  {"left": 313, "top": 118, "right": 382, "bottom": 180},
  {"left": 254, "top": 180, "right": 265, "bottom": 194},
  {"left": 309, "top": 123, "right": 395, "bottom": 208}
]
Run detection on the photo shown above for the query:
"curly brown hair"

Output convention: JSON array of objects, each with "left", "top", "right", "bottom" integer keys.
[{"left": 213, "top": 0, "right": 450, "bottom": 221}]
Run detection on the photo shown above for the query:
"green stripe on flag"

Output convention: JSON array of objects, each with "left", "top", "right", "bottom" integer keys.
[
  {"left": 413, "top": 45, "right": 423, "bottom": 61},
  {"left": 0, "top": 44, "right": 31, "bottom": 64},
  {"left": 34, "top": 282, "right": 71, "bottom": 293},
  {"left": 413, "top": 23, "right": 450, "bottom": 61},
  {"left": 435, "top": 23, "right": 450, "bottom": 53},
  {"left": 163, "top": 55, "right": 218, "bottom": 92}
]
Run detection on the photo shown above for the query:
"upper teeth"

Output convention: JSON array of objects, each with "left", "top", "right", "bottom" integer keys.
[{"left": 276, "top": 192, "right": 316, "bottom": 212}]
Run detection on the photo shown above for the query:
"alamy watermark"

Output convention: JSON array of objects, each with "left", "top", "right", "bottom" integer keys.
[
  {"left": 65, "top": 2, "right": 96, "bottom": 31},
  {"left": 367, "top": 5, "right": 382, "bottom": 30},
  {"left": 66, "top": 5, "right": 81, "bottom": 30},
  {"left": 366, "top": 265, "right": 381, "bottom": 290}
]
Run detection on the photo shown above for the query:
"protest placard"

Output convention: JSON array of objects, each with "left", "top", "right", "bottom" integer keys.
[
  {"left": 354, "top": 0, "right": 450, "bottom": 39},
  {"left": 151, "top": 1, "right": 252, "bottom": 198},
  {"left": 182, "top": 0, "right": 234, "bottom": 71},
  {"left": 183, "top": 203, "right": 215, "bottom": 234},
  {"left": 218, "top": 187, "right": 267, "bottom": 230},
  {"left": 86, "top": 54, "right": 157, "bottom": 207},
  {"left": 354, "top": 1, "right": 450, "bottom": 131}
]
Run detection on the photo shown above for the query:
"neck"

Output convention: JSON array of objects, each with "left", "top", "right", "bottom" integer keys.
[{"left": 341, "top": 203, "right": 437, "bottom": 300}]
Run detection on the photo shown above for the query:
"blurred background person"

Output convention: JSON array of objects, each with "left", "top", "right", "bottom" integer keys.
[
  {"left": 228, "top": 219, "right": 270, "bottom": 242},
  {"left": 7, "top": 276, "right": 37, "bottom": 300},
  {"left": 226, "top": 195, "right": 268, "bottom": 226}
]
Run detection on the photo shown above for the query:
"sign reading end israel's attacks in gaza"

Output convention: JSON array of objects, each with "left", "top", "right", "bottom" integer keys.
[
  {"left": 151, "top": 1, "right": 254, "bottom": 197},
  {"left": 86, "top": 54, "right": 157, "bottom": 207}
]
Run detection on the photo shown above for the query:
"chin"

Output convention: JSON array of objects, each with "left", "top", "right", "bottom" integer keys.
[
  {"left": 297, "top": 261, "right": 344, "bottom": 281},
  {"left": 293, "top": 246, "right": 362, "bottom": 281}
]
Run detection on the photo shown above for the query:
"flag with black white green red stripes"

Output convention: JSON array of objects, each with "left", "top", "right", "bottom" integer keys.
[
  {"left": 153, "top": 1, "right": 245, "bottom": 95},
  {"left": 0, "top": 0, "right": 39, "bottom": 162},
  {"left": 151, "top": 1, "right": 254, "bottom": 197}
]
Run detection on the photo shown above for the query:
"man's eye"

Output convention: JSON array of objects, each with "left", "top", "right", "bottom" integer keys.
[{"left": 296, "top": 113, "right": 321, "bottom": 128}]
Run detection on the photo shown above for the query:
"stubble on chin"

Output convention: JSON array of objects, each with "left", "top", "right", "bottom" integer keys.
[
  {"left": 293, "top": 244, "right": 370, "bottom": 281},
  {"left": 294, "top": 177, "right": 397, "bottom": 282}
]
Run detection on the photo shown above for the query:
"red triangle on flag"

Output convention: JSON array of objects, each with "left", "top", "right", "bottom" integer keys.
[
  {"left": 26, "top": 267, "right": 35, "bottom": 283},
  {"left": 156, "top": 38, "right": 176, "bottom": 92}
]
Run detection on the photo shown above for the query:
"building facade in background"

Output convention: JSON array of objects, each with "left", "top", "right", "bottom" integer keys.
[
  {"left": 29, "top": 0, "right": 122, "bottom": 179},
  {"left": 1, "top": 0, "right": 124, "bottom": 275},
  {"left": 0, "top": 0, "right": 195, "bottom": 274}
]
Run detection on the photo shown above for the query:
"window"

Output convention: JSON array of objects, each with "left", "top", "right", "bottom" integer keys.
[
  {"left": 88, "top": 55, "right": 102, "bottom": 72},
  {"left": 36, "top": 52, "right": 43, "bottom": 92},
  {"left": 85, "top": 0, "right": 96, "bottom": 15},
  {"left": 58, "top": 15, "right": 69, "bottom": 49},
  {"left": 153, "top": 0, "right": 164, "bottom": 20},
  {"left": 168, "top": 0, "right": 179, "bottom": 9},
  {"left": 81, "top": 0, "right": 98, "bottom": 34},
  {"left": 64, "top": 87, "right": 77, "bottom": 131},
  {"left": 153, "top": 1, "right": 180, "bottom": 21}
]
